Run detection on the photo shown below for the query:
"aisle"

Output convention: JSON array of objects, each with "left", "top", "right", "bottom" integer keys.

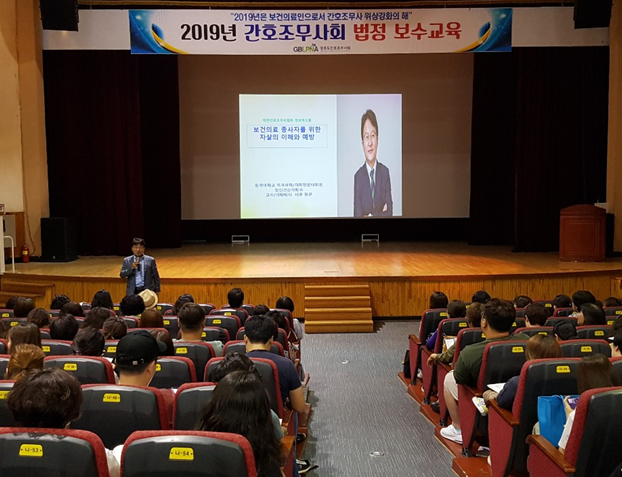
[{"left": 302, "top": 321, "right": 456, "bottom": 477}]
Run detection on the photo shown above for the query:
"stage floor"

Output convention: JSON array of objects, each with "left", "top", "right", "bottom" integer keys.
[{"left": 7, "top": 241, "right": 622, "bottom": 280}]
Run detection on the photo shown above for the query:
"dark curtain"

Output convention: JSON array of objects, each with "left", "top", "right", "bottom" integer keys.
[
  {"left": 470, "top": 47, "right": 609, "bottom": 251},
  {"left": 43, "top": 51, "right": 181, "bottom": 256}
]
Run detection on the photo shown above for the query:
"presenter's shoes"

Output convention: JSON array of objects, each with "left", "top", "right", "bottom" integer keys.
[
  {"left": 430, "top": 401, "right": 440, "bottom": 413},
  {"left": 440, "top": 424, "right": 463, "bottom": 444},
  {"left": 297, "top": 459, "right": 318, "bottom": 474}
]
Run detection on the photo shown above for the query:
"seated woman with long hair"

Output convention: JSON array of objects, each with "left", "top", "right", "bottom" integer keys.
[
  {"left": 4, "top": 344, "right": 45, "bottom": 380},
  {"left": 197, "top": 370, "right": 284, "bottom": 477}
]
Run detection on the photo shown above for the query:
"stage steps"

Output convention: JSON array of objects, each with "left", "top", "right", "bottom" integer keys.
[
  {"left": 0, "top": 280, "right": 55, "bottom": 308},
  {"left": 304, "top": 284, "right": 374, "bottom": 333}
]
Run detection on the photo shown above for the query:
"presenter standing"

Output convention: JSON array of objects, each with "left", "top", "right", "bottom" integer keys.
[
  {"left": 353, "top": 109, "right": 393, "bottom": 217},
  {"left": 120, "top": 238, "right": 161, "bottom": 296}
]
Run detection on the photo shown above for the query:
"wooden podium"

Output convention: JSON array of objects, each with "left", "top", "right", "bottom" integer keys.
[{"left": 559, "top": 204, "right": 606, "bottom": 262}]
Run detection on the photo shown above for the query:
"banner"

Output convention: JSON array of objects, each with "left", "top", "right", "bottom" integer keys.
[{"left": 130, "top": 9, "right": 512, "bottom": 55}]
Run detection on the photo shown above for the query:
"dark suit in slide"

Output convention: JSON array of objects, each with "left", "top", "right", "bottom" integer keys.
[{"left": 353, "top": 162, "right": 393, "bottom": 217}]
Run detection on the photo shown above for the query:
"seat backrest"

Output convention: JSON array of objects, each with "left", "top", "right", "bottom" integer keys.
[
  {"left": 223, "top": 340, "right": 284, "bottom": 357},
  {"left": 40, "top": 329, "right": 51, "bottom": 340},
  {"left": 611, "top": 357, "right": 622, "bottom": 383},
  {"left": 0, "top": 310, "right": 15, "bottom": 318},
  {"left": 0, "top": 339, "right": 6, "bottom": 354},
  {"left": 0, "top": 427, "right": 111, "bottom": 477},
  {"left": 73, "top": 384, "right": 169, "bottom": 449},
  {"left": 44, "top": 356, "right": 115, "bottom": 385},
  {"left": 576, "top": 325, "right": 611, "bottom": 340},
  {"left": 150, "top": 357, "right": 197, "bottom": 389},
  {"left": 544, "top": 316, "right": 578, "bottom": 328},
  {"left": 560, "top": 339, "right": 611, "bottom": 358},
  {"left": 211, "top": 308, "right": 249, "bottom": 326},
  {"left": 603, "top": 306, "right": 622, "bottom": 317},
  {"left": 173, "top": 383, "right": 217, "bottom": 430},
  {"left": 419, "top": 309, "right": 448, "bottom": 342},
  {"left": 511, "top": 358, "right": 580, "bottom": 474},
  {"left": 121, "top": 430, "right": 257, "bottom": 477},
  {"left": 205, "top": 315, "right": 241, "bottom": 341},
  {"left": 511, "top": 317, "right": 527, "bottom": 331},
  {"left": 161, "top": 316, "right": 180, "bottom": 339},
  {"left": 199, "top": 303, "right": 215, "bottom": 315},
  {"left": 203, "top": 326, "right": 230, "bottom": 343},
  {"left": 433, "top": 319, "right": 469, "bottom": 353},
  {"left": 565, "top": 387, "right": 622, "bottom": 477},
  {"left": 174, "top": 341, "right": 215, "bottom": 379},
  {"left": 123, "top": 317, "right": 139, "bottom": 329},
  {"left": 236, "top": 328, "right": 288, "bottom": 351},
  {"left": 1, "top": 317, "right": 27, "bottom": 328},
  {"left": 155, "top": 303, "right": 173, "bottom": 314},
  {"left": 553, "top": 307, "right": 573, "bottom": 317},
  {"left": 534, "top": 299, "right": 554, "bottom": 310},
  {"left": 204, "top": 357, "right": 283, "bottom": 418},
  {"left": 41, "top": 340, "right": 74, "bottom": 356},
  {"left": 515, "top": 308, "right": 526, "bottom": 318},
  {"left": 0, "top": 380, "right": 16, "bottom": 427},
  {"left": 0, "top": 355, "right": 9, "bottom": 379},
  {"left": 512, "top": 327, "right": 554, "bottom": 338},
  {"left": 477, "top": 341, "right": 527, "bottom": 391},
  {"left": 103, "top": 340, "right": 119, "bottom": 359},
  {"left": 452, "top": 328, "right": 485, "bottom": 364}
]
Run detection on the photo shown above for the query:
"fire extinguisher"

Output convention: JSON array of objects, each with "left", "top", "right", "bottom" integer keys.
[{"left": 21, "top": 244, "right": 30, "bottom": 263}]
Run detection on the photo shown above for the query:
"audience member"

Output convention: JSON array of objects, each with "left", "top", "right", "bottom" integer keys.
[
  {"left": 49, "top": 314, "right": 79, "bottom": 341},
  {"left": 612, "top": 329, "right": 622, "bottom": 357},
  {"left": 603, "top": 297, "right": 622, "bottom": 308},
  {"left": 254, "top": 304, "right": 270, "bottom": 316},
  {"left": 425, "top": 300, "right": 467, "bottom": 350},
  {"left": 612, "top": 316, "right": 622, "bottom": 336},
  {"left": 206, "top": 352, "right": 284, "bottom": 440},
  {"left": 84, "top": 307, "right": 113, "bottom": 329},
  {"left": 91, "top": 289, "right": 114, "bottom": 309},
  {"left": 577, "top": 303, "right": 606, "bottom": 326},
  {"left": 73, "top": 327, "right": 105, "bottom": 356},
  {"left": 61, "top": 301, "right": 85, "bottom": 318},
  {"left": 4, "top": 344, "right": 45, "bottom": 380},
  {"left": 571, "top": 290, "right": 596, "bottom": 314},
  {"left": 554, "top": 319, "right": 578, "bottom": 341},
  {"left": 440, "top": 299, "right": 529, "bottom": 444},
  {"left": 150, "top": 329, "right": 175, "bottom": 356},
  {"left": 265, "top": 310, "right": 300, "bottom": 363},
  {"left": 171, "top": 294, "right": 194, "bottom": 315},
  {"left": 7, "top": 368, "right": 120, "bottom": 477},
  {"left": 13, "top": 297, "right": 35, "bottom": 318},
  {"left": 27, "top": 308, "right": 50, "bottom": 329},
  {"left": 558, "top": 354, "right": 620, "bottom": 454},
  {"left": 50, "top": 294, "right": 71, "bottom": 310},
  {"left": 427, "top": 302, "right": 483, "bottom": 366},
  {"left": 245, "top": 315, "right": 306, "bottom": 414},
  {"left": 197, "top": 371, "right": 284, "bottom": 477},
  {"left": 140, "top": 308, "right": 164, "bottom": 328},
  {"left": 524, "top": 303, "right": 549, "bottom": 327},
  {"left": 472, "top": 290, "right": 491, "bottom": 304},
  {"left": 177, "top": 302, "right": 223, "bottom": 356},
  {"left": 120, "top": 295, "right": 145, "bottom": 317},
  {"left": 553, "top": 294, "right": 572, "bottom": 310},
  {"left": 102, "top": 317, "right": 128, "bottom": 340},
  {"left": 4, "top": 296, "right": 19, "bottom": 310},
  {"left": 138, "top": 289, "right": 158, "bottom": 310},
  {"left": 227, "top": 287, "right": 245, "bottom": 309},
  {"left": 483, "top": 334, "right": 563, "bottom": 409},
  {"left": 275, "top": 296, "right": 304, "bottom": 340},
  {"left": 7, "top": 323, "right": 41, "bottom": 352},
  {"left": 429, "top": 291, "right": 449, "bottom": 310},
  {"left": 114, "top": 330, "right": 166, "bottom": 386},
  {"left": 514, "top": 295, "right": 533, "bottom": 309}
]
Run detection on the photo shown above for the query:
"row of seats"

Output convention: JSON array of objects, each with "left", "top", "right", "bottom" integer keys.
[
  {"left": 0, "top": 356, "right": 285, "bottom": 438},
  {"left": 0, "top": 428, "right": 259, "bottom": 477}
]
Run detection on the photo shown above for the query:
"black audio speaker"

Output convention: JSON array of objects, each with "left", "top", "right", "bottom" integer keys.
[
  {"left": 42, "top": 217, "right": 78, "bottom": 262},
  {"left": 40, "top": 0, "right": 79, "bottom": 31},
  {"left": 574, "top": 0, "right": 612, "bottom": 28}
]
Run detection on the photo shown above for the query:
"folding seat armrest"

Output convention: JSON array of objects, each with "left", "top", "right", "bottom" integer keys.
[
  {"left": 463, "top": 384, "right": 482, "bottom": 398},
  {"left": 489, "top": 400, "right": 519, "bottom": 426},
  {"left": 409, "top": 333, "right": 420, "bottom": 344},
  {"left": 526, "top": 435, "right": 576, "bottom": 475},
  {"left": 437, "top": 361, "right": 452, "bottom": 373}
]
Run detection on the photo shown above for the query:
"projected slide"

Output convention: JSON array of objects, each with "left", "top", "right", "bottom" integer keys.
[{"left": 240, "top": 94, "right": 402, "bottom": 219}]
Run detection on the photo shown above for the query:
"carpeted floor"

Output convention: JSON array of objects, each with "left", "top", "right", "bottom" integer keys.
[{"left": 301, "top": 320, "right": 456, "bottom": 477}]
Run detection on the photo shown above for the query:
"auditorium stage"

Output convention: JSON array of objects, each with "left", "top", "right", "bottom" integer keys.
[{"left": 3, "top": 242, "right": 622, "bottom": 317}]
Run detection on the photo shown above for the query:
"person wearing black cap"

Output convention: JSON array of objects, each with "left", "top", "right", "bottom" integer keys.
[{"left": 114, "top": 330, "right": 166, "bottom": 387}]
